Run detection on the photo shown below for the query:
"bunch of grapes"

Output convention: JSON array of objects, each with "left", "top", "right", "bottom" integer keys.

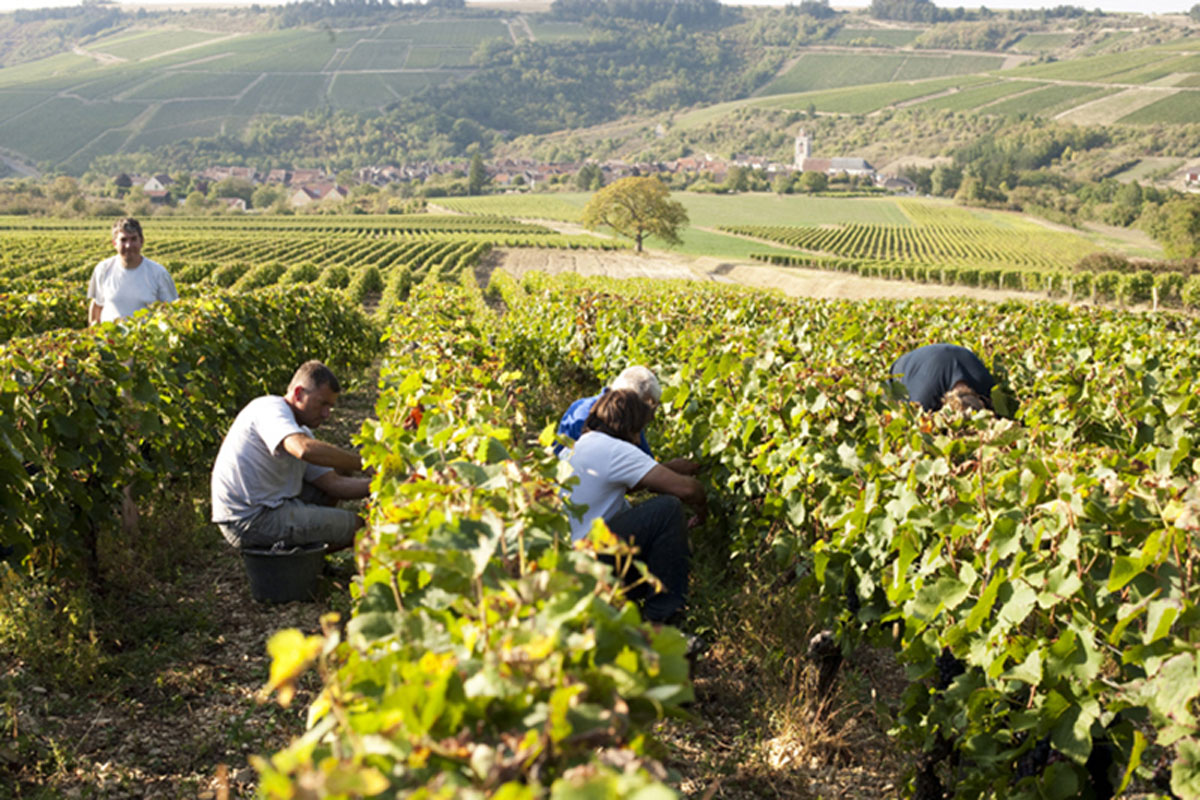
[
  {"left": 1015, "top": 737, "right": 1052, "bottom": 779},
  {"left": 934, "top": 648, "right": 966, "bottom": 690}
]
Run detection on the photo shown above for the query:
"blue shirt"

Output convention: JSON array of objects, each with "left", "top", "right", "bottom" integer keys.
[
  {"left": 889, "top": 344, "right": 994, "bottom": 411},
  {"left": 555, "top": 391, "right": 653, "bottom": 457}
]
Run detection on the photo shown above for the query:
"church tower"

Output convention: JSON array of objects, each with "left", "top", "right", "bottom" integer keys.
[{"left": 794, "top": 130, "right": 811, "bottom": 169}]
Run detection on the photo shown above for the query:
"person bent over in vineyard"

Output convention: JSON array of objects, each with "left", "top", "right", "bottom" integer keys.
[
  {"left": 211, "top": 361, "right": 371, "bottom": 552},
  {"left": 563, "top": 389, "right": 706, "bottom": 624},
  {"left": 890, "top": 344, "right": 995, "bottom": 413},
  {"left": 87, "top": 217, "right": 178, "bottom": 326},
  {"left": 556, "top": 365, "right": 700, "bottom": 476}
]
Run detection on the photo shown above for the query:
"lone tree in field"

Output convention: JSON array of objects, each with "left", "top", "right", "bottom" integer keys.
[{"left": 582, "top": 176, "right": 688, "bottom": 253}]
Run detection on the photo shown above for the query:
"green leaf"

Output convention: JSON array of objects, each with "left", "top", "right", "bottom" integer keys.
[
  {"left": 1004, "top": 649, "right": 1042, "bottom": 686},
  {"left": 1106, "top": 555, "right": 1141, "bottom": 593},
  {"left": 1050, "top": 700, "right": 1097, "bottom": 764},
  {"left": 1117, "top": 730, "right": 1147, "bottom": 796},
  {"left": 1172, "top": 738, "right": 1200, "bottom": 800},
  {"left": 997, "top": 581, "right": 1037, "bottom": 628},
  {"left": 1043, "top": 760, "right": 1081, "bottom": 800},
  {"left": 965, "top": 572, "right": 1003, "bottom": 633}
]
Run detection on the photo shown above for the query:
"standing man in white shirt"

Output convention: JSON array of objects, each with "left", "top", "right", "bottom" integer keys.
[
  {"left": 211, "top": 361, "right": 372, "bottom": 552},
  {"left": 87, "top": 217, "right": 178, "bottom": 325}
]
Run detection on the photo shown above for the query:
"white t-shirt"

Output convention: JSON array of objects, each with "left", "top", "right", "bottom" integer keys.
[
  {"left": 565, "top": 431, "right": 658, "bottom": 542},
  {"left": 211, "top": 396, "right": 332, "bottom": 523},
  {"left": 87, "top": 255, "right": 179, "bottom": 323}
]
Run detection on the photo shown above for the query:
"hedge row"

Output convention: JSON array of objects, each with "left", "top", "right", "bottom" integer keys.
[{"left": 755, "top": 253, "right": 1192, "bottom": 308}]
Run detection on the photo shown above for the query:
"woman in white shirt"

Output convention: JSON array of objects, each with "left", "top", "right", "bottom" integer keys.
[{"left": 565, "top": 389, "right": 707, "bottom": 623}]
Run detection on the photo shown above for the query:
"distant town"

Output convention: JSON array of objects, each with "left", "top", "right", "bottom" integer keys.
[{"left": 112, "top": 134, "right": 917, "bottom": 211}]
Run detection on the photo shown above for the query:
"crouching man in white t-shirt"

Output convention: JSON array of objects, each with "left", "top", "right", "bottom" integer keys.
[
  {"left": 211, "top": 361, "right": 371, "bottom": 552},
  {"left": 564, "top": 389, "right": 706, "bottom": 623},
  {"left": 87, "top": 218, "right": 178, "bottom": 325}
]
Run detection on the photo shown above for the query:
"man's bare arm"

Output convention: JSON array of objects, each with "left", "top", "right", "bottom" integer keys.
[
  {"left": 282, "top": 432, "right": 363, "bottom": 474},
  {"left": 311, "top": 470, "right": 371, "bottom": 501},
  {"left": 634, "top": 465, "right": 707, "bottom": 520},
  {"left": 88, "top": 301, "right": 102, "bottom": 326},
  {"left": 661, "top": 457, "right": 701, "bottom": 476}
]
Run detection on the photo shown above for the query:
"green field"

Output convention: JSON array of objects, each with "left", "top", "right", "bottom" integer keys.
[
  {"left": 233, "top": 74, "right": 331, "bottom": 115},
  {"left": 756, "top": 75, "right": 991, "bottom": 114},
  {"left": 0, "top": 90, "right": 50, "bottom": 121},
  {"left": 763, "top": 53, "right": 912, "bottom": 94},
  {"left": 526, "top": 21, "right": 591, "bottom": 42},
  {"left": 125, "top": 71, "right": 257, "bottom": 100},
  {"left": 339, "top": 41, "right": 412, "bottom": 71},
  {"left": 762, "top": 52, "right": 1002, "bottom": 96},
  {"left": 0, "top": 96, "right": 143, "bottom": 161},
  {"left": 915, "top": 79, "right": 1040, "bottom": 112},
  {"left": 0, "top": 19, "right": 506, "bottom": 165},
  {"left": 379, "top": 19, "right": 509, "bottom": 46},
  {"left": 328, "top": 73, "right": 400, "bottom": 110},
  {"left": 440, "top": 192, "right": 918, "bottom": 229},
  {"left": 981, "top": 83, "right": 1114, "bottom": 116},
  {"left": 85, "top": 28, "right": 228, "bottom": 61},
  {"left": 826, "top": 27, "right": 921, "bottom": 47},
  {"left": 1009, "top": 32, "right": 1073, "bottom": 52},
  {"left": 437, "top": 194, "right": 588, "bottom": 221},
  {"left": 404, "top": 46, "right": 475, "bottom": 69},
  {"left": 1014, "top": 47, "right": 1166, "bottom": 82},
  {"left": 127, "top": 99, "right": 234, "bottom": 149},
  {"left": 1117, "top": 91, "right": 1200, "bottom": 124},
  {"left": 0, "top": 52, "right": 103, "bottom": 90}
]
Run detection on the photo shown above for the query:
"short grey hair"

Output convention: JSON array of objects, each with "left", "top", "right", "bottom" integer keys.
[{"left": 611, "top": 365, "right": 660, "bottom": 404}]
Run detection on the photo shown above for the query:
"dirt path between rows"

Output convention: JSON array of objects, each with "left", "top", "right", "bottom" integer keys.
[{"left": 482, "top": 247, "right": 1038, "bottom": 303}]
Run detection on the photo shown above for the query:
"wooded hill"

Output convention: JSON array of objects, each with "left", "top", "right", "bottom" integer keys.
[{"left": 0, "top": 0, "right": 1197, "bottom": 176}]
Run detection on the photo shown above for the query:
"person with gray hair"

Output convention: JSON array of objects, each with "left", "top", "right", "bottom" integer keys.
[
  {"left": 211, "top": 361, "right": 371, "bottom": 552},
  {"left": 555, "top": 365, "right": 700, "bottom": 475}
]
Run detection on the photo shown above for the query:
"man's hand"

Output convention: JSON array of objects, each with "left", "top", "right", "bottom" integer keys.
[
  {"left": 662, "top": 457, "right": 701, "bottom": 476},
  {"left": 312, "top": 470, "right": 370, "bottom": 501},
  {"left": 282, "top": 433, "right": 363, "bottom": 474}
]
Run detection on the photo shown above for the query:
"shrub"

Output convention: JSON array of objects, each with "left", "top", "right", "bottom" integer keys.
[
  {"left": 208, "top": 263, "right": 249, "bottom": 288},
  {"left": 316, "top": 264, "right": 350, "bottom": 290},
  {"left": 1180, "top": 276, "right": 1200, "bottom": 309},
  {"left": 1073, "top": 251, "right": 1131, "bottom": 273},
  {"left": 1155, "top": 273, "right": 1185, "bottom": 307},
  {"left": 1092, "top": 271, "right": 1122, "bottom": 302},
  {"left": 1117, "top": 271, "right": 1155, "bottom": 306}
]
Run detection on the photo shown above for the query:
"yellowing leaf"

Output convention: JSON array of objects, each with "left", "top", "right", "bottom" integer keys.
[{"left": 259, "top": 628, "right": 324, "bottom": 707}]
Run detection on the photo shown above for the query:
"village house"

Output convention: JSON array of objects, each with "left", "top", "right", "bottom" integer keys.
[
  {"left": 289, "top": 168, "right": 328, "bottom": 186},
  {"left": 143, "top": 174, "right": 174, "bottom": 192},
  {"left": 200, "top": 166, "right": 259, "bottom": 183},
  {"left": 794, "top": 130, "right": 875, "bottom": 178},
  {"left": 289, "top": 183, "right": 347, "bottom": 207}
]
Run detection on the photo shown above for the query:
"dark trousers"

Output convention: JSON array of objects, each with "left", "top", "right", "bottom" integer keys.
[{"left": 604, "top": 495, "right": 690, "bottom": 622}]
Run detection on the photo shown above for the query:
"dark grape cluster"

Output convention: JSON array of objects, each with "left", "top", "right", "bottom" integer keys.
[
  {"left": 934, "top": 648, "right": 966, "bottom": 690},
  {"left": 845, "top": 581, "right": 861, "bottom": 614},
  {"left": 1015, "top": 737, "right": 1052, "bottom": 779}
]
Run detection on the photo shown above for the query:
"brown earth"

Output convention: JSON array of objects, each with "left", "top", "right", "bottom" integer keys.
[{"left": 482, "top": 246, "right": 1039, "bottom": 303}]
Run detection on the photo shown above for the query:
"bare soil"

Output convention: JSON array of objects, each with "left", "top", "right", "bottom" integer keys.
[{"left": 483, "top": 246, "right": 1038, "bottom": 303}]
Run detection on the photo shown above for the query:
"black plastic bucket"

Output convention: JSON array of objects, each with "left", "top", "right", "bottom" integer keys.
[{"left": 240, "top": 543, "right": 328, "bottom": 603}]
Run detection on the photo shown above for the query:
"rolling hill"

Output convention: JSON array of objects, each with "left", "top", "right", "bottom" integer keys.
[{"left": 0, "top": 3, "right": 1197, "bottom": 174}]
